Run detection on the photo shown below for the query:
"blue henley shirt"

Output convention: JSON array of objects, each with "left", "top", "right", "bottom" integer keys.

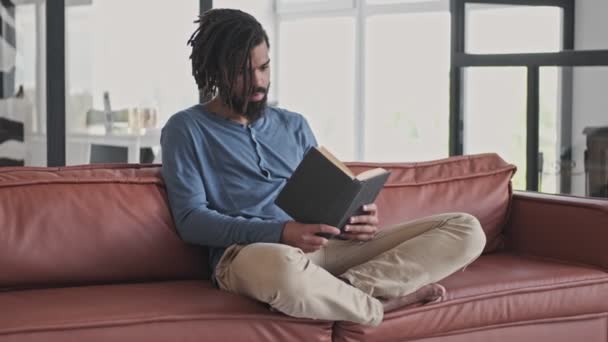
[{"left": 161, "top": 104, "right": 317, "bottom": 275}]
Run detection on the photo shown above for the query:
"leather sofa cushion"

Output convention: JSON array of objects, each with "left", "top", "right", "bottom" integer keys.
[
  {"left": 0, "top": 164, "right": 207, "bottom": 289},
  {"left": 0, "top": 280, "right": 333, "bottom": 342},
  {"left": 347, "top": 153, "right": 517, "bottom": 252},
  {"left": 333, "top": 252, "right": 608, "bottom": 342},
  {"left": 507, "top": 191, "right": 608, "bottom": 270},
  {"left": 385, "top": 316, "right": 608, "bottom": 342}
]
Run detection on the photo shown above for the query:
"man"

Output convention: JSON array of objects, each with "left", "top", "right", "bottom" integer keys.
[{"left": 161, "top": 8, "right": 486, "bottom": 327}]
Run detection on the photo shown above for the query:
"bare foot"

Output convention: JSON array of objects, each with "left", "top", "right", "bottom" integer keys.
[{"left": 380, "top": 283, "right": 446, "bottom": 312}]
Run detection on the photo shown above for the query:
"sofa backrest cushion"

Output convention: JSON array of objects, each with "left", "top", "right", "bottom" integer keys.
[
  {"left": 346, "top": 153, "right": 516, "bottom": 253},
  {"left": 0, "top": 164, "right": 208, "bottom": 289}
]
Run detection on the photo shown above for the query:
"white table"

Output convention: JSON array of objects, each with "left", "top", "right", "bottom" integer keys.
[
  {"left": 25, "top": 128, "right": 162, "bottom": 165},
  {"left": 69, "top": 129, "right": 161, "bottom": 164}
]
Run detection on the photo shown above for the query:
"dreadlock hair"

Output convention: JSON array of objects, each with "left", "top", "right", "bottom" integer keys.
[{"left": 188, "top": 8, "right": 270, "bottom": 113}]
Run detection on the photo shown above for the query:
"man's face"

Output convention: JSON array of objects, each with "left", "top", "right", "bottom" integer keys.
[{"left": 224, "top": 42, "right": 271, "bottom": 121}]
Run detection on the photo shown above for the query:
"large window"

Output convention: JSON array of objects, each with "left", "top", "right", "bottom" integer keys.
[
  {"left": 465, "top": 4, "right": 562, "bottom": 54},
  {"left": 460, "top": 3, "right": 563, "bottom": 193},
  {"left": 365, "top": 12, "right": 450, "bottom": 162},
  {"left": 2, "top": 1, "right": 199, "bottom": 167},
  {"left": 63, "top": 1, "right": 198, "bottom": 165},
  {"left": 9, "top": 0, "right": 607, "bottom": 201},
  {"left": 275, "top": 0, "right": 451, "bottom": 162},
  {"left": 463, "top": 67, "right": 528, "bottom": 189},
  {"left": 453, "top": 0, "right": 608, "bottom": 200},
  {"left": 279, "top": 17, "right": 356, "bottom": 160},
  {"left": 564, "top": 66, "right": 608, "bottom": 198}
]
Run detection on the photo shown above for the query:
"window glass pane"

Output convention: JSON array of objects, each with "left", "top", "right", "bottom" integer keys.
[
  {"left": 65, "top": 1, "right": 198, "bottom": 165},
  {"left": 541, "top": 66, "right": 608, "bottom": 199},
  {"left": 1, "top": 2, "right": 44, "bottom": 166},
  {"left": 465, "top": 4, "right": 562, "bottom": 54},
  {"left": 538, "top": 67, "right": 560, "bottom": 195},
  {"left": 365, "top": 12, "right": 449, "bottom": 162},
  {"left": 280, "top": 0, "right": 326, "bottom": 2},
  {"left": 572, "top": 67, "right": 608, "bottom": 199},
  {"left": 276, "top": 1, "right": 354, "bottom": 18},
  {"left": 276, "top": 0, "right": 353, "bottom": 11},
  {"left": 575, "top": 2, "right": 608, "bottom": 50},
  {"left": 213, "top": 0, "right": 273, "bottom": 27},
  {"left": 279, "top": 0, "right": 328, "bottom": 3},
  {"left": 278, "top": 17, "right": 355, "bottom": 161},
  {"left": 366, "top": 0, "right": 441, "bottom": 4},
  {"left": 463, "top": 67, "right": 527, "bottom": 190}
]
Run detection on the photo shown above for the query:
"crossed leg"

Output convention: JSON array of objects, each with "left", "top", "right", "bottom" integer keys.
[{"left": 214, "top": 212, "right": 486, "bottom": 326}]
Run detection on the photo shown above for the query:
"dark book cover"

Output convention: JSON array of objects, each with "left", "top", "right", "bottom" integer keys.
[{"left": 275, "top": 146, "right": 390, "bottom": 237}]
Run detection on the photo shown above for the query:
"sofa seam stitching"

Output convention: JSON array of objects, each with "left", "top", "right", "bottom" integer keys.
[
  {"left": 383, "top": 168, "right": 516, "bottom": 187},
  {"left": 3, "top": 276, "right": 606, "bottom": 336},
  {"left": 397, "top": 312, "right": 608, "bottom": 342}
]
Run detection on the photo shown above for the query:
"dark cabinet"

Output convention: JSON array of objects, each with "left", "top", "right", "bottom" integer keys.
[{"left": 583, "top": 126, "right": 608, "bottom": 198}]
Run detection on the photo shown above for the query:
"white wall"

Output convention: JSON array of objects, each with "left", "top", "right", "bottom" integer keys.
[{"left": 570, "top": 0, "right": 608, "bottom": 196}]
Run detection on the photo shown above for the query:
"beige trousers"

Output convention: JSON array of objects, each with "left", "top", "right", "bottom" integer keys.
[{"left": 214, "top": 212, "right": 486, "bottom": 326}]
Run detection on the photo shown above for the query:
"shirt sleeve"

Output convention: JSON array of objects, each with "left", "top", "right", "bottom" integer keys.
[{"left": 160, "top": 114, "right": 287, "bottom": 248}]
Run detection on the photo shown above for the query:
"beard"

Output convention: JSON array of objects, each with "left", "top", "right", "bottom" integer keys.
[{"left": 221, "top": 84, "right": 270, "bottom": 122}]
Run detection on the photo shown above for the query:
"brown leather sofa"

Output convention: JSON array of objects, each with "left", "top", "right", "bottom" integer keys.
[{"left": 1, "top": 154, "right": 607, "bottom": 342}]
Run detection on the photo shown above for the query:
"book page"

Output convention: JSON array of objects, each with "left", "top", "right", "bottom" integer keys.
[
  {"left": 317, "top": 146, "right": 354, "bottom": 178},
  {"left": 355, "top": 168, "right": 388, "bottom": 181}
]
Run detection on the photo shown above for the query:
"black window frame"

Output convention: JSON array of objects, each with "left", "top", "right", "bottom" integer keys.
[
  {"left": 450, "top": 0, "right": 608, "bottom": 192},
  {"left": 39, "top": 0, "right": 608, "bottom": 195},
  {"left": 47, "top": 0, "right": 66, "bottom": 166}
]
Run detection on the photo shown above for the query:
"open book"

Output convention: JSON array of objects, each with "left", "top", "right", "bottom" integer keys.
[{"left": 275, "top": 146, "right": 391, "bottom": 238}]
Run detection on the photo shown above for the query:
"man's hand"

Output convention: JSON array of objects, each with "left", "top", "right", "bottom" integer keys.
[
  {"left": 281, "top": 222, "right": 341, "bottom": 253},
  {"left": 341, "top": 203, "right": 379, "bottom": 241}
]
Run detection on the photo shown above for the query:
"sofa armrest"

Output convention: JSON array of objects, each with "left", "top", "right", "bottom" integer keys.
[{"left": 505, "top": 191, "right": 608, "bottom": 270}]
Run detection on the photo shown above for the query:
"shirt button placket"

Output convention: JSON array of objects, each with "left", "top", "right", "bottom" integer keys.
[{"left": 249, "top": 126, "right": 270, "bottom": 179}]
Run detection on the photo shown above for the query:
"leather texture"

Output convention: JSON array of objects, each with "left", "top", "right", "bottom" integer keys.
[
  {"left": 403, "top": 314, "right": 608, "bottom": 342},
  {"left": 0, "top": 280, "right": 332, "bottom": 342},
  {"left": 347, "top": 153, "right": 517, "bottom": 252},
  {"left": 506, "top": 191, "right": 608, "bottom": 270},
  {"left": 0, "top": 164, "right": 208, "bottom": 289},
  {"left": 333, "top": 252, "right": 608, "bottom": 342},
  {"left": 1, "top": 160, "right": 607, "bottom": 342}
]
